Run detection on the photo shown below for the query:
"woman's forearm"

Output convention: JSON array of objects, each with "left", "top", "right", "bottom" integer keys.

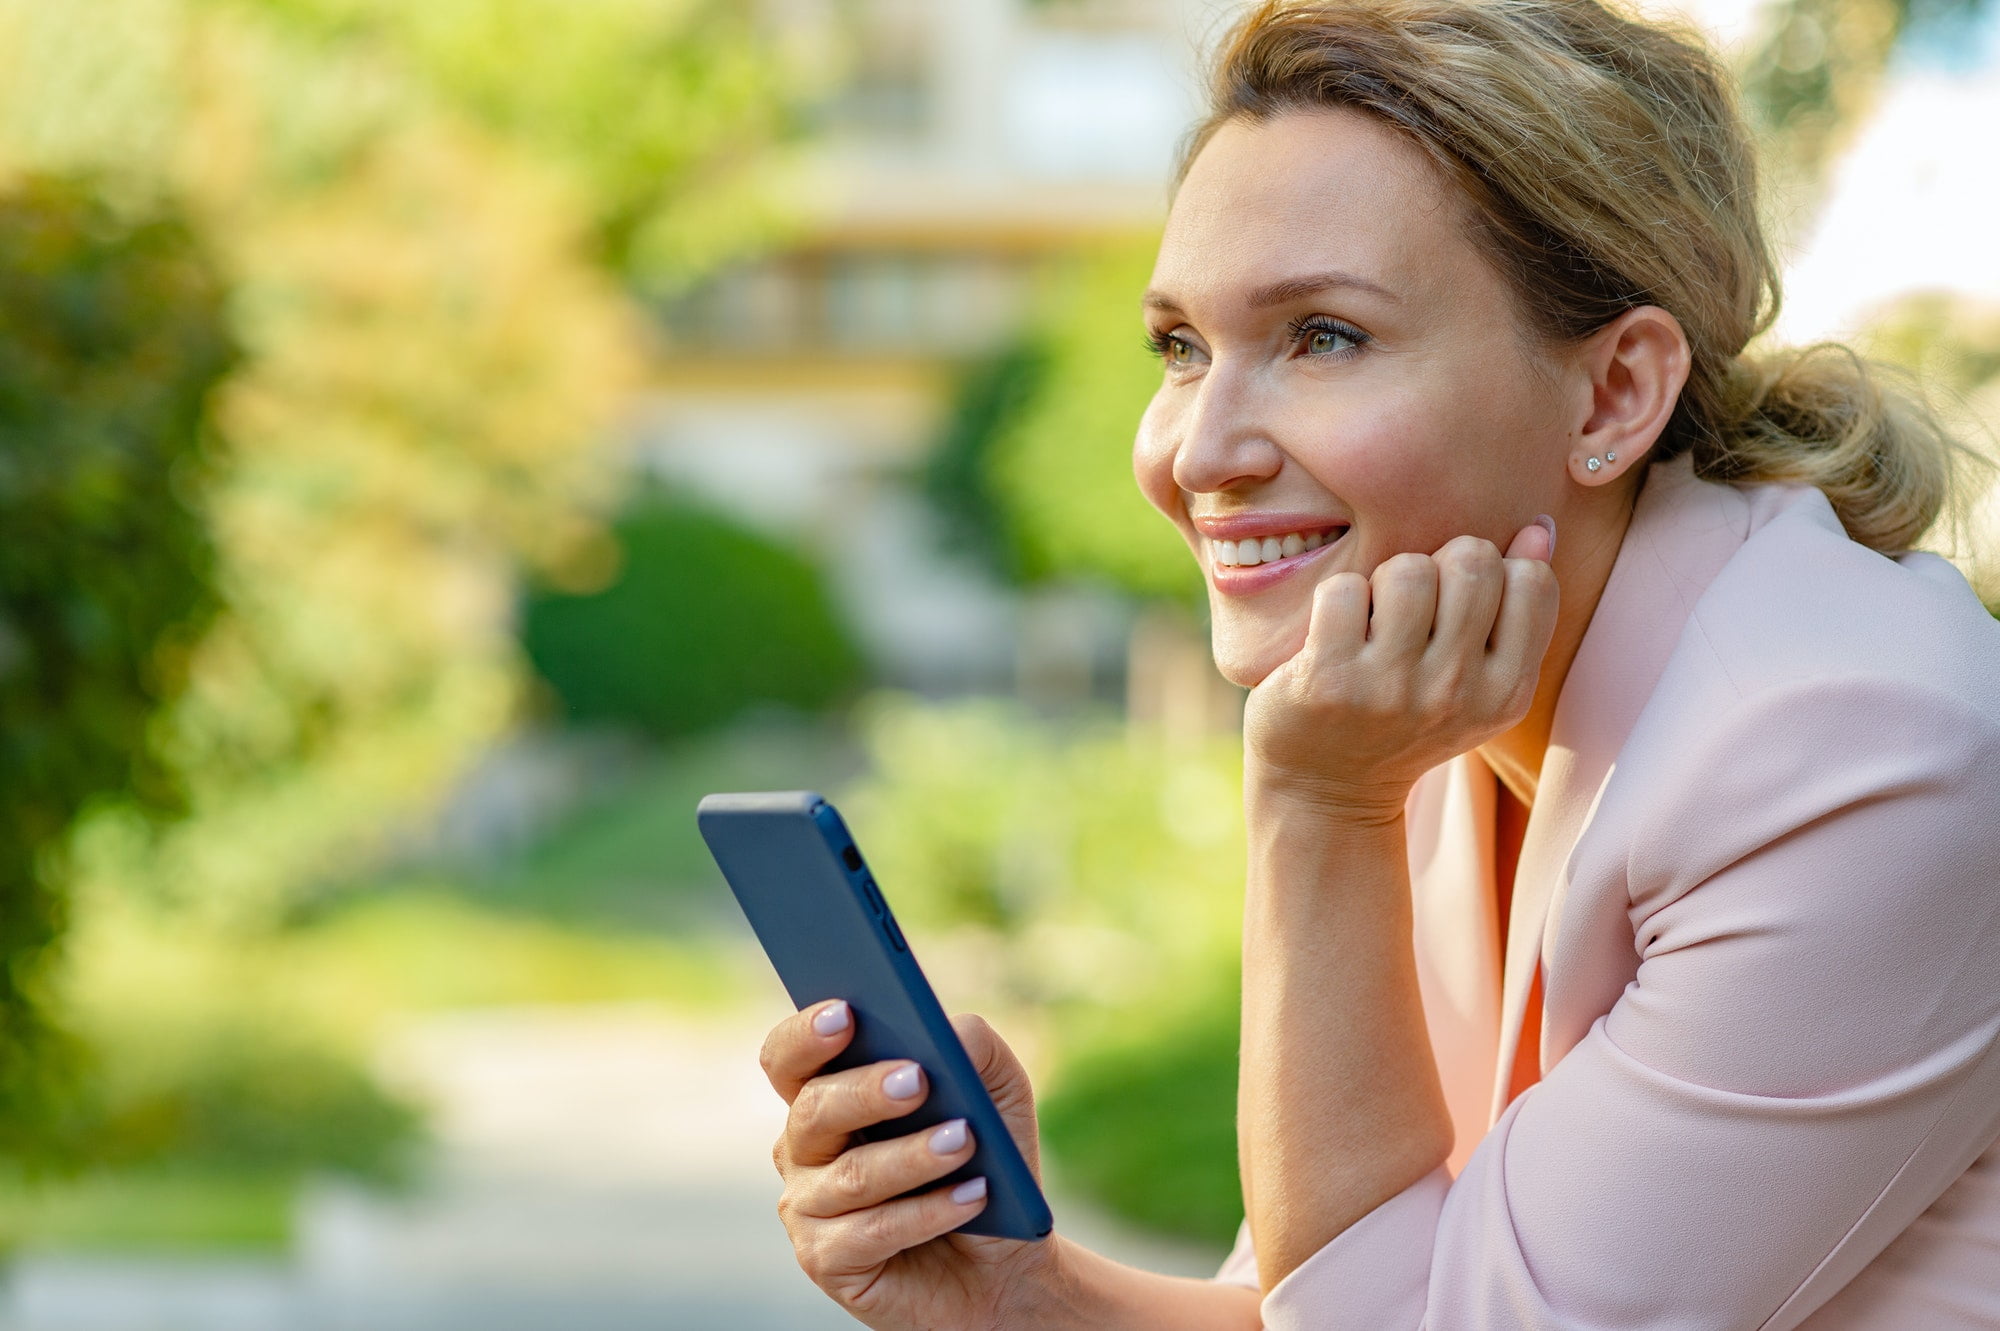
[
  {"left": 1040, "top": 1235, "right": 1262, "bottom": 1330},
  {"left": 1238, "top": 783, "right": 1454, "bottom": 1293}
]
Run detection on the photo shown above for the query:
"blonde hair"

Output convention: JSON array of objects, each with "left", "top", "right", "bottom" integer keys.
[{"left": 1179, "top": 0, "right": 1987, "bottom": 555}]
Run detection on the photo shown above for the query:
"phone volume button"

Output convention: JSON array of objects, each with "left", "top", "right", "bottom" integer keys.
[
  {"left": 861, "top": 879, "right": 886, "bottom": 916},
  {"left": 883, "top": 914, "right": 908, "bottom": 951}
]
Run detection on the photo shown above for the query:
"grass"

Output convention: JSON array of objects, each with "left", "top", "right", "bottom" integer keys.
[
  {"left": 6, "top": 720, "right": 861, "bottom": 1255},
  {"left": 1038, "top": 975, "right": 1246, "bottom": 1248},
  {"left": 0, "top": 1170, "right": 296, "bottom": 1254},
  {"left": 348, "top": 716, "right": 865, "bottom": 936}
]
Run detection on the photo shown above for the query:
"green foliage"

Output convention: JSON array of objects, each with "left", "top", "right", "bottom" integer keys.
[
  {"left": 0, "top": 1170, "right": 298, "bottom": 1253},
  {"left": 837, "top": 693, "right": 1246, "bottom": 1241},
  {"left": 0, "top": 176, "right": 235, "bottom": 1153},
  {"left": 0, "top": 0, "right": 658, "bottom": 929},
  {"left": 364, "top": 719, "right": 860, "bottom": 935},
  {"left": 522, "top": 497, "right": 865, "bottom": 742},
  {"left": 924, "top": 339, "right": 1052, "bottom": 581},
  {"left": 65, "top": 1018, "right": 421, "bottom": 1183},
  {"left": 982, "top": 239, "right": 1202, "bottom": 604},
  {"left": 841, "top": 693, "right": 1243, "bottom": 971},
  {"left": 1038, "top": 969, "right": 1244, "bottom": 1247},
  {"left": 1739, "top": 0, "right": 1996, "bottom": 231},
  {"left": 215, "top": 0, "right": 828, "bottom": 286}
]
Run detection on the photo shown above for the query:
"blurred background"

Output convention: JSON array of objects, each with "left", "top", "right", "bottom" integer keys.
[{"left": 0, "top": 0, "right": 1995, "bottom": 1326}]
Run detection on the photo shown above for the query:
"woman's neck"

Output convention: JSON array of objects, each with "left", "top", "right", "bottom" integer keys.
[{"left": 1475, "top": 488, "right": 1640, "bottom": 808}]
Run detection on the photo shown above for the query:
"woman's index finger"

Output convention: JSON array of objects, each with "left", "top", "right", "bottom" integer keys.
[{"left": 760, "top": 998, "right": 854, "bottom": 1103}]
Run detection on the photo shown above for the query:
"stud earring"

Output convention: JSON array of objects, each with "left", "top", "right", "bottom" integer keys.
[
  {"left": 1605, "top": 451, "right": 1617, "bottom": 463},
  {"left": 1585, "top": 456, "right": 1602, "bottom": 472}
]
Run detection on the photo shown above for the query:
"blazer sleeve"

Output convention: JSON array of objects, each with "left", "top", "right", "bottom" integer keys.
[{"left": 1213, "top": 675, "right": 2000, "bottom": 1330}]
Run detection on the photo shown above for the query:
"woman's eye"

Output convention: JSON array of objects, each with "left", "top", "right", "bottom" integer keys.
[
  {"left": 1145, "top": 329, "right": 1201, "bottom": 368},
  {"left": 1289, "top": 317, "right": 1368, "bottom": 359}
]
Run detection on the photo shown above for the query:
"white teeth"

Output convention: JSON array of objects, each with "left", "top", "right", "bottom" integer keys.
[{"left": 1211, "top": 527, "right": 1343, "bottom": 567}]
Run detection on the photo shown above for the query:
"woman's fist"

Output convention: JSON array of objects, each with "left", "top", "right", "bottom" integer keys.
[{"left": 1243, "top": 520, "right": 1559, "bottom": 816}]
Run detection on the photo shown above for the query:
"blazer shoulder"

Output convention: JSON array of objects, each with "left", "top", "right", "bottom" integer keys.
[{"left": 1671, "top": 486, "right": 2000, "bottom": 726}]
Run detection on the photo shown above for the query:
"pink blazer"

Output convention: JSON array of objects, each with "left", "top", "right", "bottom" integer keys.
[{"left": 1213, "top": 452, "right": 2000, "bottom": 1328}]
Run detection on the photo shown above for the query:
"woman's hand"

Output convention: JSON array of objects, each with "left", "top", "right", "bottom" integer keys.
[
  {"left": 760, "top": 999, "right": 1070, "bottom": 1330},
  {"left": 1243, "top": 521, "right": 1559, "bottom": 819}
]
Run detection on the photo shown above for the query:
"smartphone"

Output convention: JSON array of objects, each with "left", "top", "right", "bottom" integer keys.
[{"left": 695, "top": 790, "right": 1054, "bottom": 1242}]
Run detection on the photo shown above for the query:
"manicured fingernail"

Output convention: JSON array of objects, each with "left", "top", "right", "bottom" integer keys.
[
  {"left": 929, "top": 1119, "right": 968, "bottom": 1154},
  {"left": 1533, "top": 514, "right": 1557, "bottom": 556},
  {"left": 883, "top": 1062, "right": 922, "bottom": 1100},
  {"left": 951, "top": 1176, "right": 987, "bottom": 1204},
  {"left": 812, "top": 1001, "right": 849, "bottom": 1035}
]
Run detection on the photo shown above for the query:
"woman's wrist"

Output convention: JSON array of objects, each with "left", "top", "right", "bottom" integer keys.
[
  {"left": 1243, "top": 754, "right": 1413, "bottom": 832},
  {"left": 1025, "top": 1235, "right": 1261, "bottom": 1330}
]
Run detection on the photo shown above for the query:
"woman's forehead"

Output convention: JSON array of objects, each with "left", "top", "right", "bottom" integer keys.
[{"left": 1150, "top": 109, "right": 1479, "bottom": 320}]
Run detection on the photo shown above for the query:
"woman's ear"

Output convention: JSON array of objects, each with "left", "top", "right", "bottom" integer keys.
[{"left": 1565, "top": 306, "right": 1691, "bottom": 487}]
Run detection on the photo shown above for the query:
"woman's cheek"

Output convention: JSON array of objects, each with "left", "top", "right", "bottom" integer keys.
[{"left": 1132, "top": 393, "right": 1185, "bottom": 526}]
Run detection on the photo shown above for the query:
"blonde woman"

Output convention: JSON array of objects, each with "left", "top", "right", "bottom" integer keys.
[{"left": 754, "top": 0, "right": 2000, "bottom": 1326}]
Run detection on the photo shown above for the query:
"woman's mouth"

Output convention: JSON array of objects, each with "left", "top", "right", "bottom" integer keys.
[{"left": 1208, "top": 524, "right": 1348, "bottom": 593}]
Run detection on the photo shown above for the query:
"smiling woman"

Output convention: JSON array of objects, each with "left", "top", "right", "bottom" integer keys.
[{"left": 748, "top": 2, "right": 2000, "bottom": 1328}]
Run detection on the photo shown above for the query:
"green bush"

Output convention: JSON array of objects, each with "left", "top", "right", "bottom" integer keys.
[
  {"left": 837, "top": 693, "right": 1248, "bottom": 1242},
  {"left": 0, "top": 176, "right": 234, "bottom": 1156},
  {"left": 522, "top": 497, "right": 865, "bottom": 740},
  {"left": 1037, "top": 969, "right": 1244, "bottom": 1248},
  {"left": 72, "top": 1021, "right": 421, "bottom": 1183}
]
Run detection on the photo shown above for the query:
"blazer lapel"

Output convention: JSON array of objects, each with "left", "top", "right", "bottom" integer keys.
[
  {"left": 1485, "top": 454, "right": 1753, "bottom": 1123},
  {"left": 1407, "top": 750, "right": 1505, "bottom": 1175}
]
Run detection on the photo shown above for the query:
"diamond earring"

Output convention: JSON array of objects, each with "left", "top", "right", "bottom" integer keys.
[
  {"left": 1585, "top": 456, "right": 1602, "bottom": 472},
  {"left": 1605, "top": 451, "right": 1617, "bottom": 463}
]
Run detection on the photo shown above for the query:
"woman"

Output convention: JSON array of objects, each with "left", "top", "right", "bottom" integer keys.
[{"left": 756, "top": 0, "right": 2000, "bottom": 1326}]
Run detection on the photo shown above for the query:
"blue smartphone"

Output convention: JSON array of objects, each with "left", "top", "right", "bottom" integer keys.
[{"left": 695, "top": 790, "right": 1054, "bottom": 1242}]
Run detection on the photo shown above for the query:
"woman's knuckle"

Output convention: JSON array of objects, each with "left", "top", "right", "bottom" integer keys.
[
  {"left": 856, "top": 1204, "right": 899, "bottom": 1254},
  {"left": 1378, "top": 551, "right": 1433, "bottom": 584},
  {"left": 827, "top": 1148, "right": 868, "bottom": 1206},
  {"left": 849, "top": 1072, "right": 887, "bottom": 1120},
  {"left": 791, "top": 1222, "right": 827, "bottom": 1278},
  {"left": 1437, "top": 534, "right": 1496, "bottom": 571},
  {"left": 758, "top": 1032, "right": 782, "bottom": 1080}
]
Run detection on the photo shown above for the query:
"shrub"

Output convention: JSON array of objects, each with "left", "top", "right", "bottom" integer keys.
[{"left": 522, "top": 496, "right": 865, "bottom": 740}]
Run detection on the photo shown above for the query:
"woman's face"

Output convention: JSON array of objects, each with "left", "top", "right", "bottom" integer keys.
[{"left": 1135, "top": 108, "right": 1581, "bottom": 688}]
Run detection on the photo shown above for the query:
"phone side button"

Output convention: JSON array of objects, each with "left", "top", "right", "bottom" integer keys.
[
  {"left": 883, "top": 914, "right": 908, "bottom": 951},
  {"left": 861, "top": 879, "right": 886, "bottom": 916}
]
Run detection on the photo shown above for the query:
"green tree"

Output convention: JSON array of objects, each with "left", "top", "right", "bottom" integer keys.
[
  {"left": 212, "top": 0, "right": 830, "bottom": 287},
  {"left": 937, "top": 237, "right": 1201, "bottom": 606},
  {"left": 0, "top": 177, "right": 235, "bottom": 1153},
  {"left": 0, "top": 0, "right": 812, "bottom": 940},
  {"left": 1741, "top": 0, "right": 1997, "bottom": 221}
]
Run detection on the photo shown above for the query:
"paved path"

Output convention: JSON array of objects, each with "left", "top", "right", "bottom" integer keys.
[{"left": 0, "top": 1005, "right": 1231, "bottom": 1330}]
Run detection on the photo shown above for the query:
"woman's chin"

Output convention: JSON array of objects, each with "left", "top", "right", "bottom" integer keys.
[{"left": 1208, "top": 629, "right": 1294, "bottom": 691}]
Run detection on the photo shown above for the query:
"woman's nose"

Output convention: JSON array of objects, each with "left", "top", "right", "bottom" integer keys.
[{"left": 1169, "top": 372, "right": 1283, "bottom": 496}]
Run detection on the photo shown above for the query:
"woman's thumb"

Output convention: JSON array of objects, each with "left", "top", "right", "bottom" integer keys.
[{"left": 1507, "top": 514, "right": 1556, "bottom": 562}]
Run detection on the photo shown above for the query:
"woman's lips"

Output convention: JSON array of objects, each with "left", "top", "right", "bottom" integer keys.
[{"left": 1209, "top": 527, "right": 1348, "bottom": 593}]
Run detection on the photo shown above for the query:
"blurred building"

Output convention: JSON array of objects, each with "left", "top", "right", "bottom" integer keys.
[{"left": 635, "top": 0, "right": 1237, "bottom": 699}]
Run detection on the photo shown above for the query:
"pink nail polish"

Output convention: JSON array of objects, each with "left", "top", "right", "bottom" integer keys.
[
  {"left": 812, "top": 1000, "right": 849, "bottom": 1035},
  {"left": 884, "top": 1062, "right": 922, "bottom": 1100},
  {"left": 951, "top": 1176, "right": 987, "bottom": 1204}
]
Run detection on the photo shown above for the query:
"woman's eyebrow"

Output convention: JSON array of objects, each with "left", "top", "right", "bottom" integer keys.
[{"left": 1143, "top": 269, "right": 1400, "bottom": 314}]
